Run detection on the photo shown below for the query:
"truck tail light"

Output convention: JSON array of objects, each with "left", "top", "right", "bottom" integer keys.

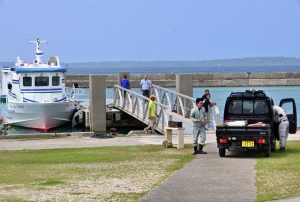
[
  {"left": 258, "top": 139, "right": 265, "bottom": 144},
  {"left": 220, "top": 138, "right": 227, "bottom": 143}
]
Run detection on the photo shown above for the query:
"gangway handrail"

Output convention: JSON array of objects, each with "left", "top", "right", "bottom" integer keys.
[
  {"left": 113, "top": 85, "right": 171, "bottom": 134},
  {"left": 113, "top": 84, "right": 220, "bottom": 134},
  {"left": 151, "top": 84, "right": 220, "bottom": 130},
  {"left": 115, "top": 85, "right": 169, "bottom": 108},
  {"left": 152, "top": 84, "right": 197, "bottom": 101},
  {"left": 66, "top": 87, "right": 88, "bottom": 101}
]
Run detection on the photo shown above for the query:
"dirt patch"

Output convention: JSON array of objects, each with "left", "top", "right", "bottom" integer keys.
[
  {"left": 0, "top": 172, "right": 164, "bottom": 201},
  {"left": 0, "top": 145, "right": 193, "bottom": 201}
]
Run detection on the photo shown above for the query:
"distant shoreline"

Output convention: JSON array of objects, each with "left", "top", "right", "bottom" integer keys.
[{"left": 2, "top": 56, "right": 300, "bottom": 68}]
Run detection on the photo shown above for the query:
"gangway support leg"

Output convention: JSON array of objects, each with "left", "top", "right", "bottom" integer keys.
[
  {"left": 165, "top": 128, "right": 173, "bottom": 146},
  {"left": 178, "top": 128, "right": 185, "bottom": 149}
]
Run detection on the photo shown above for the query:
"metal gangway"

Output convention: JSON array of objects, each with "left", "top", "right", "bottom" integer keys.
[{"left": 113, "top": 84, "right": 220, "bottom": 135}]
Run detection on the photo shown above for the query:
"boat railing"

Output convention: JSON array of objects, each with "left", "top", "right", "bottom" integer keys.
[
  {"left": 6, "top": 90, "right": 20, "bottom": 104},
  {"left": 66, "top": 87, "right": 88, "bottom": 101}
]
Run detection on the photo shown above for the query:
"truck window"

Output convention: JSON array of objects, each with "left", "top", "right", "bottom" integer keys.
[
  {"left": 228, "top": 100, "right": 242, "bottom": 114},
  {"left": 52, "top": 76, "right": 60, "bottom": 86},
  {"left": 243, "top": 100, "right": 253, "bottom": 114},
  {"left": 254, "top": 100, "right": 269, "bottom": 114},
  {"left": 280, "top": 102, "right": 293, "bottom": 115},
  {"left": 35, "top": 76, "right": 49, "bottom": 86},
  {"left": 228, "top": 99, "right": 269, "bottom": 115},
  {"left": 23, "top": 76, "right": 32, "bottom": 86}
]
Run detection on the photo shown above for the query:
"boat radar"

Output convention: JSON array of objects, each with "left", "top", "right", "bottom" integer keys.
[{"left": 29, "top": 38, "right": 47, "bottom": 64}]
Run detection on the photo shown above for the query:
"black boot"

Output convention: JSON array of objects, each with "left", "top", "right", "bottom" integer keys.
[
  {"left": 193, "top": 146, "right": 198, "bottom": 155},
  {"left": 279, "top": 147, "right": 285, "bottom": 152},
  {"left": 198, "top": 144, "right": 207, "bottom": 154}
]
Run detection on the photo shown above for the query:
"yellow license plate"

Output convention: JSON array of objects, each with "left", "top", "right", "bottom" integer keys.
[{"left": 242, "top": 141, "right": 254, "bottom": 148}]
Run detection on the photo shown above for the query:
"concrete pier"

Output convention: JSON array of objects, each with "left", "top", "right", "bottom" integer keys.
[
  {"left": 65, "top": 72, "right": 300, "bottom": 88},
  {"left": 176, "top": 74, "right": 193, "bottom": 115},
  {"left": 89, "top": 75, "right": 107, "bottom": 132},
  {"left": 176, "top": 74, "right": 193, "bottom": 97}
]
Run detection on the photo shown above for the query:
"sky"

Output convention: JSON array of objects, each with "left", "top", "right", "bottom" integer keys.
[{"left": 0, "top": 0, "right": 300, "bottom": 62}]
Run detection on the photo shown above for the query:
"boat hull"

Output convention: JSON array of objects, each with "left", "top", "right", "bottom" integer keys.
[{"left": 5, "top": 102, "right": 75, "bottom": 131}]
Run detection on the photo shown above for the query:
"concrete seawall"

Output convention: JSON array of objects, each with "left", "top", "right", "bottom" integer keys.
[{"left": 65, "top": 73, "right": 300, "bottom": 88}]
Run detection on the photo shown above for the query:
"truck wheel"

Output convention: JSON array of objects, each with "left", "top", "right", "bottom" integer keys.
[
  {"left": 264, "top": 144, "right": 271, "bottom": 157},
  {"left": 219, "top": 148, "right": 226, "bottom": 157},
  {"left": 271, "top": 139, "right": 276, "bottom": 152}
]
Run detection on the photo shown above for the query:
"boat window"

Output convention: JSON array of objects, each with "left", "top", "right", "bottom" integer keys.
[
  {"left": 35, "top": 76, "right": 49, "bottom": 86},
  {"left": 23, "top": 77, "right": 32, "bottom": 86},
  {"left": 52, "top": 76, "right": 60, "bottom": 86}
]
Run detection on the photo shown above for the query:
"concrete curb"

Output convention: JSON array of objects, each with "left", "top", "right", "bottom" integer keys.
[
  {"left": 272, "top": 195, "right": 300, "bottom": 202},
  {"left": 0, "top": 132, "right": 94, "bottom": 140}
]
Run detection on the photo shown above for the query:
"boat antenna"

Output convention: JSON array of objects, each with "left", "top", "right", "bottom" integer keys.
[{"left": 29, "top": 38, "right": 47, "bottom": 64}]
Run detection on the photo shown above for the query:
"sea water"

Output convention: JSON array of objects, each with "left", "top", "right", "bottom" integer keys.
[
  {"left": 1, "top": 86, "right": 299, "bottom": 134},
  {"left": 107, "top": 86, "right": 300, "bottom": 125}
]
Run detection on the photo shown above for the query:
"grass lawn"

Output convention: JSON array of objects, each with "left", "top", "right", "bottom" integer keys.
[
  {"left": 0, "top": 145, "right": 193, "bottom": 201},
  {"left": 256, "top": 140, "right": 300, "bottom": 202}
]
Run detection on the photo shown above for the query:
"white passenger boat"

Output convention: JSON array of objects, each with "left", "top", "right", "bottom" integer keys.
[{"left": 1, "top": 38, "right": 75, "bottom": 131}]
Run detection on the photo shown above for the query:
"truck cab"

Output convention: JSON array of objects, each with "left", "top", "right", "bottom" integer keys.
[{"left": 216, "top": 90, "right": 297, "bottom": 157}]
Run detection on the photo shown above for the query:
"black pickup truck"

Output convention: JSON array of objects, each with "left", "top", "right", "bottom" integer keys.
[{"left": 216, "top": 90, "right": 297, "bottom": 157}]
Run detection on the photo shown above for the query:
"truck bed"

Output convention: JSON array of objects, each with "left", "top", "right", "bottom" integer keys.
[
  {"left": 216, "top": 125, "right": 271, "bottom": 135},
  {"left": 216, "top": 125, "right": 272, "bottom": 149}
]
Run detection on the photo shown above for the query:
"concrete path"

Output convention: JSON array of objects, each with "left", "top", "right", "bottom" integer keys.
[
  {"left": 140, "top": 143, "right": 257, "bottom": 202},
  {"left": 0, "top": 133, "right": 214, "bottom": 151},
  {"left": 273, "top": 196, "right": 300, "bottom": 202},
  {"left": 140, "top": 133, "right": 300, "bottom": 202},
  {"left": 0, "top": 131, "right": 299, "bottom": 151},
  {"left": 0, "top": 135, "right": 164, "bottom": 151}
]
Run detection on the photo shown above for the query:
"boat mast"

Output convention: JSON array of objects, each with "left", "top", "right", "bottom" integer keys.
[{"left": 29, "top": 38, "right": 47, "bottom": 64}]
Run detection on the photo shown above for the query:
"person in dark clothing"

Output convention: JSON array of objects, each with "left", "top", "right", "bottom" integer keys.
[
  {"left": 203, "top": 93, "right": 216, "bottom": 112},
  {"left": 201, "top": 89, "right": 210, "bottom": 100},
  {"left": 203, "top": 93, "right": 217, "bottom": 130},
  {"left": 203, "top": 95, "right": 211, "bottom": 113}
]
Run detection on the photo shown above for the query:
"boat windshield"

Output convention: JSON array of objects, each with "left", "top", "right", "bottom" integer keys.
[
  {"left": 23, "top": 76, "right": 32, "bottom": 86},
  {"left": 35, "top": 76, "right": 49, "bottom": 86},
  {"left": 21, "top": 75, "right": 61, "bottom": 87},
  {"left": 52, "top": 76, "right": 60, "bottom": 86}
]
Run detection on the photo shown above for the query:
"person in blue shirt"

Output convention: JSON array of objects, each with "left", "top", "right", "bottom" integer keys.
[
  {"left": 121, "top": 75, "right": 130, "bottom": 97},
  {"left": 121, "top": 75, "right": 130, "bottom": 89}
]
